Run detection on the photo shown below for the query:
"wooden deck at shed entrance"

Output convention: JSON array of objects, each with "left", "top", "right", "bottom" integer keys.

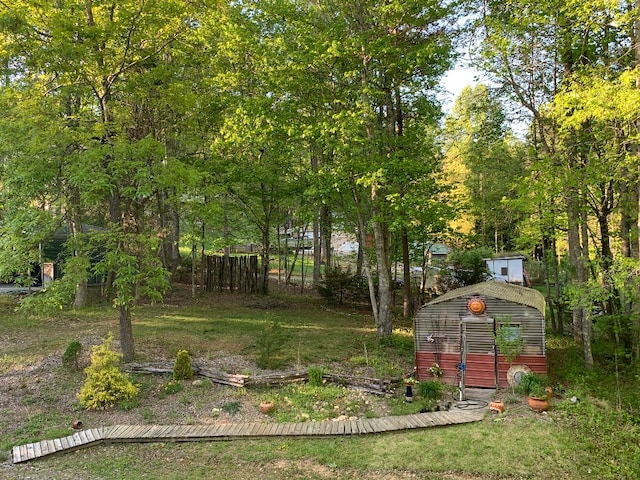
[{"left": 11, "top": 406, "right": 486, "bottom": 464}]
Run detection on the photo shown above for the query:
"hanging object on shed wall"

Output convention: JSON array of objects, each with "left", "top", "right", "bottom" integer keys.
[{"left": 467, "top": 296, "right": 486, "bottom": 315}]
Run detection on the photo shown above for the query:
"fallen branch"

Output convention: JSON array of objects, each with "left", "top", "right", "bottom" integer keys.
[{"left": 126, "top": 362, "right": 391, "bottom": 395}]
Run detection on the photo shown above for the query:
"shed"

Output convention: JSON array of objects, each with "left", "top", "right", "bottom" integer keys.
[
  {"left": 485, "top": 255, "right": 529, "bottom": 286},
  {"left": 414, "top": 281, "right": 546, "bottom": 389}
]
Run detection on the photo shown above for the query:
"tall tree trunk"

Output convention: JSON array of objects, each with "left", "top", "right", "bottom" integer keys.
[
  {"left": 320, "top": 205, "right": 332, "bottom": 272},
  {"left": 401, "top": 228, "right": 412, "bottom": 320},
  {"left": 566, "top": 187, "right": 585, "bottom": 342},
  {"left": 260, "top": 227, "right": 270, "bottom": 295},
  {"left": 371, "top": 185, "right": 393, "bottom": 339},
  {"left": 71, "top": 218, "right": 88, "bottom": 309},
  {"left": 552, "top": 236, "right": 564, "bottom": 335},
  {"left": 313, "top": 214, "right": 321, "bottom": 286},
  {"left": 157, "top": 189, "right": 181, "bottom": 275},
  {"left": 311, "top": 154, "right": 322, "bottom": 287},
  {"left": 580, "top": 192, "right": 594, "bottom": 369},
  {"left": 632, "top": 11, "right": 640, "bottom": 363},
  {"left": 542, "top": 232, "right": 557, "bottom": 334},
  {"left": 355, "top": 211, "right": 378, "bottom": 328},
  {"left": 118, "top": 305, "right": 134, "bottom": 362}
]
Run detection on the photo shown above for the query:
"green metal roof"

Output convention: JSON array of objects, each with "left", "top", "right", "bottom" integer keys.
[{"left": 425, "top": 281, "right": 546, "bottom": 316}]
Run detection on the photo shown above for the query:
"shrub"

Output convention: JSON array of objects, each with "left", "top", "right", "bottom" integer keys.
[
  {"left": 256, "top": 318, "right": 288, "bottom": 369},
  {"left": 308, "top": 366, "right": 324, "bottom": 387},
  {"left": 417, "top": 380, "right": 444, "bottom": 400},
  {"left": 163, "top": 379, "right": 183, "bottom": 394},
  {"left": 515, "top": 372, "right": 548, "bottom": 397},
  {"left": 173, "top": 349, "right": 194, "bottom": 380},
  {"left": 62, "top": 341, "right": 82, "bottom": 370},
  {"left": 317, "top": 267, "right": 366, "bottom": 305},
  {"left": 78, "top": 334, "right": 139, "bottom": 410}
]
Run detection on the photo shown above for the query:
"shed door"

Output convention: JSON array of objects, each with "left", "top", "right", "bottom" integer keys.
[{"left": 461, "top": 317, "right": 498, "bottom": 388}]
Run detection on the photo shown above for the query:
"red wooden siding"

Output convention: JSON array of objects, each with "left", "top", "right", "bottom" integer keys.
[
  {"left": 496, "top": 355, "right": 547, "bottom": 387},
  {"left": 416, "top": 352, "right": 547, "bottom": 388}
]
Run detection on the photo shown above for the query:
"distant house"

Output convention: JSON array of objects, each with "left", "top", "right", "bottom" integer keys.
[
  {"left": 41, "top": 225, "right": 104, "bottom": 285},
  {"left": 423, "top": 242, "right": 450, "bottom": 265},
  {"left": 485, "top": 255, "right": 530, "bottom": 286}
]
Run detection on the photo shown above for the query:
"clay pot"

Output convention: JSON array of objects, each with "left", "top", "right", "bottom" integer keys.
[
  {"left": 260, "top": 401, "right": 275, "bottom": 414},
  {"left": 489, "top": 400, "right": 505, "bottom": 413},
  {"left": 527, "top": 396, "right": 550, "bottom": 412}
]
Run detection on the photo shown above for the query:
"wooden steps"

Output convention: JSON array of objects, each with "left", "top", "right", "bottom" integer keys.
[{"left": 11, "top": 406, "right": 486, "bottom": 464}]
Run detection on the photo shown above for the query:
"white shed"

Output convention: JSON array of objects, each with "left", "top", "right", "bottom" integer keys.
[{"left": 485, "top": 255, "right": 529, "bottom": 286}]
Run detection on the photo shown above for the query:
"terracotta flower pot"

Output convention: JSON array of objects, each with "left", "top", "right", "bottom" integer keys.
[
  {"left": 489, "top": 400, "right": 505, "bottom": 413},
  {"left": 527, "top": 396, "right": 550, "bottom": 412},
  {"left": 260, "top": 401, "right": 275, "bottom": 414}
]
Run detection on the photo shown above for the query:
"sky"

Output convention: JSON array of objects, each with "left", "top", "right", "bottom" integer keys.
[{"left": 439, "top": 66, "right": 478, "bottom": 111}]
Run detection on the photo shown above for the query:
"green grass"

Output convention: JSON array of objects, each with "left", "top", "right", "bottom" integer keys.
[{"left": 3, "top": 418, "right": 602, "bottom": 479}]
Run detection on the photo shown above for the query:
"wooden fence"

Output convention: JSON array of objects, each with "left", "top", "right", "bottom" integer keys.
[{"left": 204, "top": 255, "right": 259, "bottom": 293}]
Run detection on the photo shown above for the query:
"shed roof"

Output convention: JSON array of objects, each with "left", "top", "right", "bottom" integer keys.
[{"left": 425, "top": 281, "right": 545, "bottom": 316}]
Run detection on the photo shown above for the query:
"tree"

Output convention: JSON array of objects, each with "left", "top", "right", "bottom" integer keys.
[
  {"left": 0, "top": 0, "right": 203, "bottom": 360},
  {"left": 443, "top": 85, "right": 526, "bottom": 251}
]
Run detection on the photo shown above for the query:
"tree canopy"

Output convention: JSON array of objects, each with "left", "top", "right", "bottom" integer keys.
[{"left": 1, "top": 0, "right": 640, "bottom": 373}]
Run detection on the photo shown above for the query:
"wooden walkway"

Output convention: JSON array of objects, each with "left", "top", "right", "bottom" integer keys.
[{"left": 11, "top": 407, "right": 486, "bottom": 464}]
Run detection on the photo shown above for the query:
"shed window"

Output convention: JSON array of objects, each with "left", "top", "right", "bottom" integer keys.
[
  {"left": 499, "top": 323, "right": 521, "bottom": 341},
  {"left": 500, "top": 266, "right": 508, "bottom": 276}
]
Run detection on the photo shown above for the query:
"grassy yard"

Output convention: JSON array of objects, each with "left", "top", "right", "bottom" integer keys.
[{"left": 1, "top": 286, "right": 639, "bottom": 479}]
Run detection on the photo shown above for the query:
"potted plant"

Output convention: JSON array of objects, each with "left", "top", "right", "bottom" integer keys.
[
  {"left": 527, "top": 383, "right": 550, "bottom": 411},
  {"left": 517, "top": 373, "right": 551, "bottom": 411},
  {"left": 259, "top": 400, "right": 275, "bottom": 414}
]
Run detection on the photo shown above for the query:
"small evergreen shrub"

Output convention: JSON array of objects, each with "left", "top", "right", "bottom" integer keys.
[
  {"left": 173, "top": 349, "right": 194, "bottom": 380},
  {"left": 256, "top": 319, "right": 288, "bottom": 369},
  {"left": 308, "top": 366, "right": 324, "bottom": 387},
  {"left": 78, "top": 334, "right": 139, "bottom": 410},
  {"left": 317, "top": 267, "right": 367, "bottom": 305},
  {"left": 62, "top": 341, "right": 83, "bottom": 370}
]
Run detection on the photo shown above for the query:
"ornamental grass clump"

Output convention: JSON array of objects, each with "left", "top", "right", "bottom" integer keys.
[{"left": 78, "top": 334, "right": 139, "bottom": 410}]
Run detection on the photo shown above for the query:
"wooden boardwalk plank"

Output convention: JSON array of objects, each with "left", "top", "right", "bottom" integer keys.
[
  {"left": 17, "top": 444, "right": 27, "bottom": 462},
  {"left": 59, "top": 436, "right": 70, "bottom": 450},
  {"left": 84, "top": 429, "right": 96, "bottom": 443},
  {"left": 10, "top": 407, "right": 486, "bottom": 464},
  {"left": 355, "top": 419, "right": 370, "bottom": 434},
  {"left": 303, "top": 421, "right": 314, "bottom": 435},
  {"left": 26, "top": 443, "right": 36, "bottom": 460},
  {"left": 53, "top": 438, "right": 63, "bottom": 451},
  {"left": 39, "top": 440, "right": 49, "bottom": 456},
  {"left": 46, "top": 439, "right": 58, "bottom": 453},
  {"left": 313, "top": 422, "right": 324, "bottom": 436}
]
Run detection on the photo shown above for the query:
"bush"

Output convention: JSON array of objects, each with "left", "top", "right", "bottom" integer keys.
[
  {"left": 317, "top": 267, "right": 367, "bottom": 305},
  {"left": 515, "top": 372, "right": 548, "bottom": 397},
  {"left": 62, "top": 341, "right": 82, "bottom": 370},
  {"left": 78, "top": 334, "right": 139, "bottom": 410},
  {"left": 173, "top": 349, "right": 194, "bottom": 380},
  {"left": 256, "top": 318, "right": 288, "bottom": 369},
  {"left": 308, "top": 366, "right": 324, "bottom": 387},
  {"left": 163, "top": 379, "right": 183, "bottom": 394},
  {"left": 418, "top": 380, "right": 444, "bottom": 400}
]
